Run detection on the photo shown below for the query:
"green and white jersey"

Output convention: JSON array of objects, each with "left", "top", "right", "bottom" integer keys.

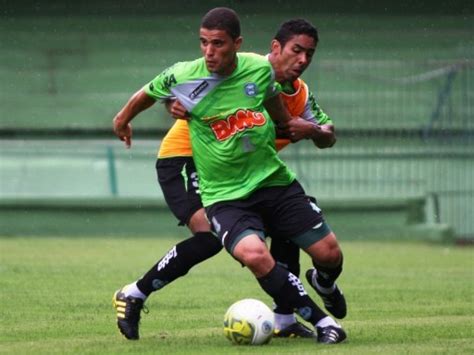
[{"left": 145, "top": 53, "right": 296, "bottom": 206}]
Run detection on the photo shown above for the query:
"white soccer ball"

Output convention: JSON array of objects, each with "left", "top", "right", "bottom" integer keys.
[{"left": 223, "top": 298, "right": 275, "bottom": 345}]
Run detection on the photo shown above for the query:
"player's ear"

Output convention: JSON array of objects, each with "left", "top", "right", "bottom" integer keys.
[
  {"left": 270, "top": 39, "right": 281, "bottom": 53},
  {"left": 234, "top": 36, "right": 243, "bottom": 50}
]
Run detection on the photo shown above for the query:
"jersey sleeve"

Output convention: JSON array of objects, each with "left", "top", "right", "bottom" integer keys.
[
  {"left": 301, "top": 89, "right": 333, "bottom": 125},
  {"left": 264, "top": 67, "right": 281, "bottom": 99},
  {"left": 143, "top": 64, "right": 179, "bottom": 100}
]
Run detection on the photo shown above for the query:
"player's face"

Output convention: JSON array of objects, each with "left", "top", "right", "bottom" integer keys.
[
  {"left": 272, "top": 34, "right": 316, "bottom": 82},
  {"left": 200, "top": 28, "right": 242, "bottom": 76}
]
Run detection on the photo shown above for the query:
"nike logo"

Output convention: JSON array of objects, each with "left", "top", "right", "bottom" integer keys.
[{"left": 313, "top": 222, "right": 323, "bottom": 229}]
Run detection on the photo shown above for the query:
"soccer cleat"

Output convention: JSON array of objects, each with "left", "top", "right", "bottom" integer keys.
[
  {"left": 305, "top": 269, "right": 347, "bottom": 319},
  {"left": 274, "top": 321, "right": 315, "bottom": 338},
  {"left": 316, "top": 325, "right": 347, "bottom": 344},
  {"left": 112, "top": 288, "right": 147, "bottom": 340}
]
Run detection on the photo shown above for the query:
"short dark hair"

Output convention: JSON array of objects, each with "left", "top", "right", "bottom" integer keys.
[
  {"left": 274, "top": 19, "right": 318, "bottom": 48},
  {"left": 201, "top": 7, "right": 241, "bottom": 40}
]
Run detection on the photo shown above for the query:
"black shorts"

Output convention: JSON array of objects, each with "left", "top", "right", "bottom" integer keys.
[
  {"left": 156, "top": 157, "right": 203, "bottom": 226},
  {"left": 205, "top": 180, "right": 331, "bottom": 253}
]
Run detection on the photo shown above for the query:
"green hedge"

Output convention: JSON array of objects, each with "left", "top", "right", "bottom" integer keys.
[{"left": 0, "top": 197, "right": 454, "bottom": 242}]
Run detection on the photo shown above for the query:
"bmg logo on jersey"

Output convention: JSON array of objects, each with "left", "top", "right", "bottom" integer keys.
[
  {"left": 210, "top": 109, "right": 266, "bottom": 141},
  {"left": 244, "top": 83, "right": 258, "bottom": 97}
]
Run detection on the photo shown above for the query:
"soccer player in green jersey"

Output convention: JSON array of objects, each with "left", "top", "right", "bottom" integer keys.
[{"left": 113, "top": 8, "right": 346, "bottom": 344}]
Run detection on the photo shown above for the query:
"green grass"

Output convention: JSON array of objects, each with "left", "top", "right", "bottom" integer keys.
[{"left": 1, "top": 236, "right": 473, "bottom": 354}]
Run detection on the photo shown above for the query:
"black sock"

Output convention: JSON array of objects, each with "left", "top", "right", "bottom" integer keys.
[
  {"left": 270, "top": 239, "right": 300, "bottom": 315},
  {"left": 136, "top": 232, "right": 222, "bottom": 296},
  {"left": 312, "top": 254, "right": 343, "bottom": 288},
  {"left": 257, "top": 264, "right": 327, "bottom": 325},
  {"left": 270, "top": 239, "right": 300, "bottom": 277}
]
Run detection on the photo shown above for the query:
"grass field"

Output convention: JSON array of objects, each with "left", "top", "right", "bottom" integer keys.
[{"left": 1, "top": 236, "right": 472, "bottom": 354}]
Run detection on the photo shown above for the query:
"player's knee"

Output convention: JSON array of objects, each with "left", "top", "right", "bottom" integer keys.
[
  {"left": 307, "top": 232, "right": 342, "bottom": 266},
  {"left": 321, "top": 238, "right": 342, "bottom": 264},
  {"left": 319, "top": 241, "right": 341, "bottom": 266},
  {"left": 239, "top": 247, "right": 266, "bottom": 267},
  {"left": 235, "top": 244, "right": 274, "bottom": 276},
  {"left": 324, "top": 244, "right": 342, "bottom": 265}
]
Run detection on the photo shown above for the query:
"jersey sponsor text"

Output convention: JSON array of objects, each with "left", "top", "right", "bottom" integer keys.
[{"left": 210, "top": 109, "right": 266, "bottom": 141}]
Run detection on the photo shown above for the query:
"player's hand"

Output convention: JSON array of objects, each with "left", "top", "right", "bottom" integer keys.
[
  {"left": 170, "top": 100, "right": 191, "bottom": 121},
  {"left": 113, "top": 117, "right": 132, "bottom": 148},
  {"left": 285, "top": 117, "right": 317, "bottom": 142}
]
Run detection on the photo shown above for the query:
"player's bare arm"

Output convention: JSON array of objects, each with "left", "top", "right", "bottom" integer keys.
[
  {"left": 286, "top": 118, "right": 336, "bottom": 148},
  {"left": 263, "top": 94, "right": 293, "bottom": 128},
  {"left": 113, "top": 89, "right": 156, "bottom": 148}
]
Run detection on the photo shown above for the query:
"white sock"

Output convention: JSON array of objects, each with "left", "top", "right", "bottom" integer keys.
[
  {"left": 316, "top": 316, "right": 340, "bottom": 329},
  {"left": 274, "top": 313, "right": 296, "bottom": 330},
  {"left": 122, "top": 282, "right": 147, "bottom": 300}
]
